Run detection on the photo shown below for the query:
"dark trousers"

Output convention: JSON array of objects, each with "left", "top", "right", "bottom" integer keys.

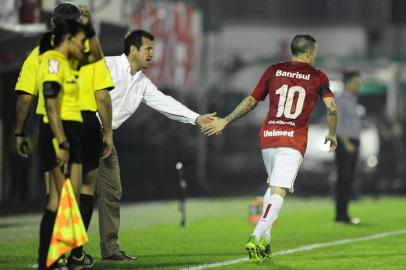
[{"left": 335, "top": 137, "right": 360, "bottom": 220}]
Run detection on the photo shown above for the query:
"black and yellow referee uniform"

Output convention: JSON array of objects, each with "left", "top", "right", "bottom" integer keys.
[
  {"left": 79, "top": 58, "right": 114, "bottom": 174},
  {"left": 36, "top": 49, "right": 83, "bottom": 172},
  {"left": 36, "top": 42, "right": 84, "bottom": 269},
  {"left": 15, "top": 47, "right": 40, "bottom": 96}
]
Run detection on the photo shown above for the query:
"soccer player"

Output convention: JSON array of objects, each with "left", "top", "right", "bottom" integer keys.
[
  {"left": 36, "top": 19, "right": 91, "bottom": 270},
  {"left": 202, "top": 34, "right": 338, "bottom": 262},
  {"left": 96, "top": 29, "right": 215, "bottom": 260}
]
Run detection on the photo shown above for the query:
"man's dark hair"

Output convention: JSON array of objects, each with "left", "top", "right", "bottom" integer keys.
[
  {"left": 343, "top": 70, "right": 360, "bottom": 84},
  {"left": 52, "top": 2, "right": 81, "bottom": 23},
  {"left": 291, "top": 34, "right": 316, "bottom": 56},
  {"left": 123, "top": 29, "right": 154, "bottom": 55}
]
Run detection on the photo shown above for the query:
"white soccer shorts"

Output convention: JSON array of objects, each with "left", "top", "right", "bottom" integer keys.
[{"left": 261, "top": 147, "right": 303, "bottom": 193}]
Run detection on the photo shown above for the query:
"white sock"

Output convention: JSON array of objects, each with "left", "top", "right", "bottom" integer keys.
[
  {"left": 252, "top": 192, "right": 284, "bottom": 243},
  {"left": 263, "top": 228, "right": 271, "bottom": 243}
]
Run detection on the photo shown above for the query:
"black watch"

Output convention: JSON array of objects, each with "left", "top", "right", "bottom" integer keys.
[
  {"left": 14, "top": 131, "right": 27, "bottom": 137},
  {"left": 59, "top": 141, "right": 70, "bottom": 150}
]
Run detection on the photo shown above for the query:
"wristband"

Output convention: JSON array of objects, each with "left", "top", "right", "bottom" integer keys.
[{"left": 59, "top": 141, "right": 70, "bottom": 150}]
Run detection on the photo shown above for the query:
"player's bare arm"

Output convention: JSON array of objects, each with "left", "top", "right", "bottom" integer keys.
[
  {"left": 45, "top": 95, "right": 69, "bottom": 171},
  {"left": 202, "top": 95, "right": 258, "bottom": 136},
  {"left": 15, "top": 93, "right": 34, "bottom": 158},
  {"left": 95, "top": 89, "right": 113, "bottom": 158},
  {"left": 323, "top": 96, "right": 338, "bottom": 152}
]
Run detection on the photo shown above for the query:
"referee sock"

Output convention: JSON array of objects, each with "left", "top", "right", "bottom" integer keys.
[
  {"left": 71, "top": 194, "right": 94, "bottom": 257},
  {"left": 79, "top": 194, "right": 94, "bottom": 231},
  {"left": 38, "top": 209, "right": 56, "bottom": 269},
  {"left": 252, "top": 192, "right": 284, "bottom": 243}
]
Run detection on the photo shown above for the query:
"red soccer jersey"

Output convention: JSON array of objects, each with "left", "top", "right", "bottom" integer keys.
[{"left": 250, "top": 61, "right": 334, "bottom": 155}]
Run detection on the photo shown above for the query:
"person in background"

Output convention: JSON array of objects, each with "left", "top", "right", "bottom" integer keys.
[{"left": 334, "top": 70, "right": 362, "bottom": 225}]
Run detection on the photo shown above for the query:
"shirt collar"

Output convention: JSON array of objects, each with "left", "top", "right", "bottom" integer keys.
[
  {"left": 119, "top": 53, "right": 142, "bottom": 77},
  {"left": 119, "top": 53, "right": 131, "bottom": 73}
]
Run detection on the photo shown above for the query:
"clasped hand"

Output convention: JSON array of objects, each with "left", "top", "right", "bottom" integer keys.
[{"left": 195, "top": 112, "right": 227, "bottom": 136}]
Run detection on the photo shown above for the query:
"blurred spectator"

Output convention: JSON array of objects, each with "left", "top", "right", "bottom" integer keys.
[
  {"left": 335, "top": 70, "right": 362, "bottom": 224},
  {"left": 376, "top": 109, "right": 405, "bottom": 194}
]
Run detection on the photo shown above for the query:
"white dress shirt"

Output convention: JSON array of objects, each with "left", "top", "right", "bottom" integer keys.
[{"left": 105, "top": 54, "right": 200, "bottom": 129}]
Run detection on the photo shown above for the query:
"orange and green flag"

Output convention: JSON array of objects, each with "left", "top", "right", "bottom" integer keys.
[{"left": 46, "top": 179, "right": 88, "bottom": 267}]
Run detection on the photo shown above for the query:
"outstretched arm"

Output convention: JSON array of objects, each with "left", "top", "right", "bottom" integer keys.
[
  {"left": 143, "top": 83, "right": 205, "bottom": 125},
  {"left": 202, "top": 95, "right": 258, "bottom": 136},
  {"left": 323, "top": 96, "right": 338, "bottom": 152}
]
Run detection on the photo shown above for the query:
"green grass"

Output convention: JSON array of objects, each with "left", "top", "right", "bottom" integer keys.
[{"left": 0, "top": 196, "right": 405, "bottom": 269}]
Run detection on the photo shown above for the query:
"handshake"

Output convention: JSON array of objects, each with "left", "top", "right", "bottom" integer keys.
[{"left": 196, "top": 112, "right": 229, "bottom": 136}]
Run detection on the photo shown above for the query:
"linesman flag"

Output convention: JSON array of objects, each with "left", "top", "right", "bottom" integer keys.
[{"left": 46, "top": 179, "right": 88, "bottom": 267}]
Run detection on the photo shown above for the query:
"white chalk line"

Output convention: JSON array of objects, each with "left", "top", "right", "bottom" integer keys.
[{"left": 181, "top": 228, "right": 406, "bottom": 270}]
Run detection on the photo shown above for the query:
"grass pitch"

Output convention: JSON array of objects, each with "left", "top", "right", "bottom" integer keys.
[{"left": 0, "top": 196, "right": 405, "bottom": 269}]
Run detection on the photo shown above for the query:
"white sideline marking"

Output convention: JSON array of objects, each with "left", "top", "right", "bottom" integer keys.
[{"left": 181, "top": 229, "right": 406, "bottom": 270}]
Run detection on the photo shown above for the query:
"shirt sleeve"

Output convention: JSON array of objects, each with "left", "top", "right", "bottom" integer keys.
[
  {"left": 250, "top": 66, "right": 273, "bottom": 101},
  {"left": 104, "top": 57, "right": 117, "bottom": 86},
  {"left": 336, "top": 95, "right": 350, "bottom": 136},
  {"left": 15, "top": 47, "right": 40, "bottom": 95},
  {"left": 42, "top": 57, "right": 64, "bottom": 86},
  {"left": 93, "top": 59, "right": 115, "bottom": 91},
  {"left": 318, "top": 71, "right": 334, "bottom": 99},
  {"left": 142, "top": 79, "right": 199, "bottom": 125}
]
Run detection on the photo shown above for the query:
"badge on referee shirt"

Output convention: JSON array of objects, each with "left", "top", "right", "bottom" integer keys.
[{"left": 48, "top": 59, "right": 60, "bottom": 74}]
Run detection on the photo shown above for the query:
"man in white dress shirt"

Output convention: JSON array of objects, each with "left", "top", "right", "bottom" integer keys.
[{"left": 97, "top": 29, "right": 215, "bottom": 260}]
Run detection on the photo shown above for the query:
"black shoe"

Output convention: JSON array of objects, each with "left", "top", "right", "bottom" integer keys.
[
  {"left": 336, "top": 217, "right": 361, "bottom": 225},
  {"left": 49, "top": 256, "right": 69, "bottom": 270},
  {"left": 67, "top": 251, "right": 94, "bottom": 269},
  {"left": 103, "top": 250, "right": 137, "bottom": 260}
]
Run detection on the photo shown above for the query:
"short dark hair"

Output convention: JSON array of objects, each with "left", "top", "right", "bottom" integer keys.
[
  {"left": 52, "top": 2, "right": 81, "bottom": 24},
  {"left": 123, "top": 29, "right": 154, "bottom": 55},
  {"left": 343, "top": 70, "right": 360, "bottom": 84},
  {"left": 291, "top": 34, "right": 316, "bottom": 56},
  {"left": 53, "top": 19, "right": 85, "bottom": 47}
]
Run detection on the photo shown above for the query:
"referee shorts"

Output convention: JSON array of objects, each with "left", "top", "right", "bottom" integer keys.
[
  {"left": 38, "top": 120, "right": 83, "bottom": 173},
  {"left": 81, "top": 111, "right": 103, "bottom": 174}
]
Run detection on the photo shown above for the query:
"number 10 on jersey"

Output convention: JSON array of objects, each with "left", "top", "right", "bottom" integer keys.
[{"left": 275, "top": 84, "right": 306, "bottom": 119}]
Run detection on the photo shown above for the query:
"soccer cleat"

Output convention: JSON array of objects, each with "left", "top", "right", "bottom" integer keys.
[
  {"left": 67, "top": 251, "right": 94, "bottom": 270},
  {"left": 258, "top": 236, "right": 272, "bottom": 259},
  {"left": 245, "top": 236, "right": 261, "bottom": 262}
]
